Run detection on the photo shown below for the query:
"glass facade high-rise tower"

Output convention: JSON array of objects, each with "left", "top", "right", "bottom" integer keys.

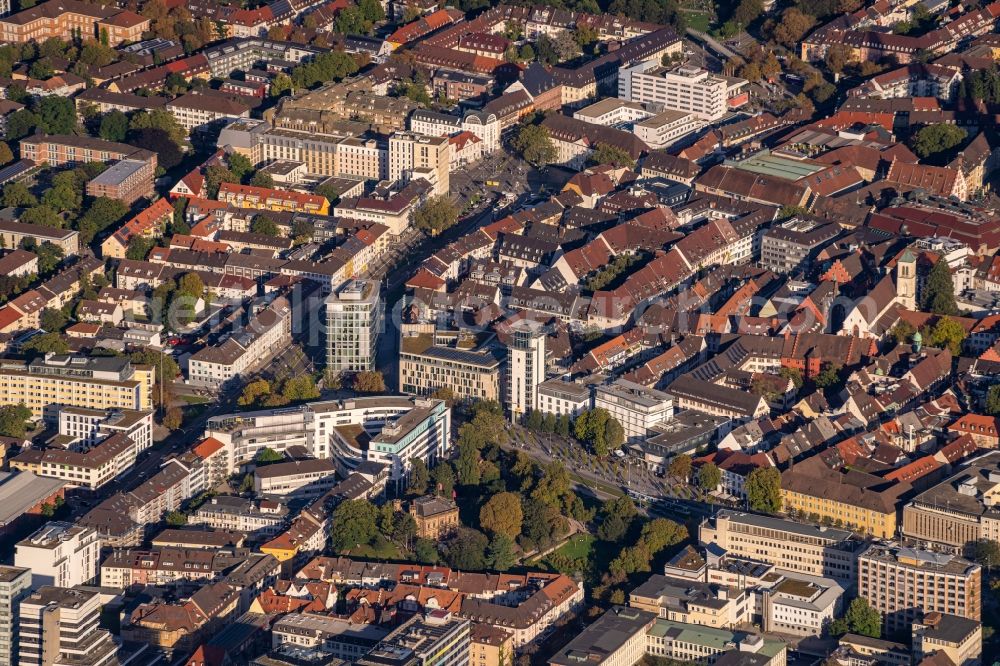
[{"left": 325, "top": 280, "right": 383, "bottom": 373}]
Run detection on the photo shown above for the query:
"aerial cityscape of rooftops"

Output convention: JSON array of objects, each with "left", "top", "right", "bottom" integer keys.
[{"left": 5, "top": 0, "right": 1000, "bottom": 664}]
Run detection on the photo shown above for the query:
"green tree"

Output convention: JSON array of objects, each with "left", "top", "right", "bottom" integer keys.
[
  {"left": 927, "top": 316, "right": 966, "bottom": 356},
  {"left": 843, "top": 597, "right": 882, "bottom": 638},
  {"left": 21, "top": 205, "right": 62, "bottom": 229},
  {"left": 486, "top": 533, "right": 517, "bottom": 571},
  {"left": 126, "top": 236, "right": 157, "bottom": 261},
  {"left": 330, "top": 499, "right": 380, "bottom": 552},
  {"left": 249, "top": 171, "right": 274, "bottom": 188},
  {"left": 431, "top": 463, "right": 455, "bottom": 498},
  {"left": 22, "top": 332, "right": 69, "bottom": 356},
  {"left": 99, "top": 110, "right": 129, "bottom": 142},
  {"left": 0, "top": 142, "right": 13, "bottom": 166},
  {"left": 255, "top": 447, "right": 284, "bottom": 464},
  {"left": 974, "top": 539, "right": 1000, "bottom": 570},
  {"left": 37, "top": 96, "right": 76, "bottom": 134},
  {"left": 2, "top": 181, "right": 37, "bottom": 207},
  {"left": 271, "top": 72, "right": 293, "bottom": 97},
  {"left": 78, "top": 197, "right": 128, "bottom": 244},
  {"left": 227, "top": 153, "right": 254, "bottom": 183},
  {"left": 5, "top": 109, "right": 38, "bottom": 141},
  {"left": 668, "top": 453, "right": 692, "bottom": 480},
  {"left": 589, "top": 143, "right": 635, "bottom": 168},
  {"left": 923, "top": 259, "right": 958, "bottom": 315},
  {"left": 239, "top": 378, "right": 272, "bottom": 406},
  {"left": 413, "top": 195, "right": 459, "bottom": 236},
  {"left": 779, "top": 366, "right": 804, "bottom": 389},
  {"left": 480, "top": 492, "right": 524, "bottom": 538},
  {"left": 814, "top": 363, "right": 843, "bottom": 389},
  {"left": 574, "top": 408, "right": 614, "bottom": 457},
  {"left": 35, "top": 241, "right": 63, "bottom": 274},
  {"left": 251, "top": 214, "right": 280, "bottom": 236},
  {"left": 358, "top": 0, "right": 385, "bottom": 23},
  {"left": 556, "top": 414, "right": 571, "bottom": 437},
  {"left": 162, "top": 406, "right": 183, "bottom": 430},
  {"left": 353, "top": 370, "right": 385, "bottom": 393},
  {"left": 890, "top": 320, "right": 917, "bottom": 345},
  {"left": 165, "top": 510, "right": 188, "bottom": 526},
  {"left": 638, "top": 518, "right": 687, "bottom": 554},
  {"left": 409, "top": 458, "right": 430, "bottom": 496},
  {"left": 414, "top": 537, "right": 439, "bottom": 564},
  {"left": 0, "top": 404, "right": 32, "bottom": 438},
  {"left": 513, "top": 124, "right": 556, "bottom": 166},
  {"left": 281, "top": 375, "right": 320, "bottom": 402},
  {"left": 441, "top": 528, "right": 488, "bottom": 570},
  {"left": 697, "top": 462, "right": 722, "bottom": 491},
  {"left": 911, "top": 123, "right": 967, "bottom": 159},
  {"left": 986, "top": 385, "right": 1000, "bottom": 416},
  {"left": 455, "top": 440, "right": 482, "bottom": 486},
  {"left": 772, "top": 8, "right": 815, "bottom": 47},
  {"left": 205, "top": 164, "right": 237, "bottom": 198},
  {"left": 746, "top": 467, "right": 782, "bottom": 513},
  {"left": 39, "top": 308, "right": 66, "bottom": 332}
]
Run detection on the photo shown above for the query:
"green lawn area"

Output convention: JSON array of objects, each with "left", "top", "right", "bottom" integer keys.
[
  {"left": 532, "top": 533, "right": 619, "bottom": 587},
  {"left": 681, "top": 9, "right": 712, "bottom": 32},
  {"left": 350, "top": 539, "right": 403, "bottom": 560},
  {"left": 555, "top": 533, "right": 596, "bottom": 561},
  {"left": 181, "top": 394, "right": 212, "bottom": 405}
]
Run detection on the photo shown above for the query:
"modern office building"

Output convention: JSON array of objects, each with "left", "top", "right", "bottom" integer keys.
[
  {"left": 18, "top": 586, "right": 117, "bottom": 666},
  {"left": 549, "top": 606, "right": 656, "bottom": 666},
  {"left": 326, "top": 280, "right": 383, "bottom": 373},
  {"left": 0, "top": 566, "right": 31, "bottom": 666},
  {"left": 0, "top": 353, "right": 153, "bottom": 421},
  {"left": 399, "top": 327, "right": 503, "bottom": 402},
  {"left": 205, "top": 397, "right": 451, "bottom": 480},
  {"left": 367, "top": 400, "right": 452, "bottom": 491},
  {"left": 362, "top": 611, "right": 470, "bottom": 666},
  {"left": 902, "top": 451, "right": 1000, "bottom": 553},
  {"left": 857, "top": 543, "right": 981, "bottom": 634},
  {"left": 14, "top": 522, "right": 100, "bottom": 589},
  {"left": 535, "top": 379, "right": 592, "bottom": 417},
  {"left": 594, "top": 379, "right": 674, "bottom": 441},
  {"left": 645, "top": 619, "right": 787, "bottom": 666},
  {"left": 505, "top": 328, "right": 546, "bottom": 423},
  {"left": 699, "top": 511, "right": 861, "bottom": 587},
  {"left": 388, "top": 132, "right": 451, "bottom": 196},
  {"left": 619, "top": 64, "right": 745, "bottom": 121}
]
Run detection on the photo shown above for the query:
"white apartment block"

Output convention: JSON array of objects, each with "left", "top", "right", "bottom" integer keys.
[
  {"left": 30, "top": 433, "right": 139, "bottom": 490},
  {"left": 594, "top": 379, "right": 674, "bottom": 441},
  {"left": 166, "top": 96, "right": 250, "bottom": 133},
  {"left": 15, "top": 522, "right": 100, "bottom": 589},
  {"left": 254, "top": 459, "right": 338, "bottom": 498},
  {"left": 18, "top": 586, "right": 117, "bottom": 666},
  {"left": 0, "top": 566, "right": 31, "bottom": 666},
  {"left": 573, "top": 98, "right": 653, "bottom": 127},
  {"left": 506, "top": 328, "right": 546, "bottom": 423},
  {"left": 189, "top": 496, "right": 288, "bottom": 538},
  {"left": 56, "top": 406, "right": 153, "bottom": 454},
  {"left": 633, "top": 110, "right": 705, "bottom": 149},
  {"left": 408, "top": 109, "right": 501, "bottom": 154},
  {"left": 619, "top": 64, "right": 745, "bottom": 121},
  {"left": 388, "top": 132, "right": 450, "bottom": 196},
  {"left": 205, "top": 396, "right": 451, "bottom": 477},
  {"left": 536, "top": 379, "right": 592, "bottom": 417}
]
